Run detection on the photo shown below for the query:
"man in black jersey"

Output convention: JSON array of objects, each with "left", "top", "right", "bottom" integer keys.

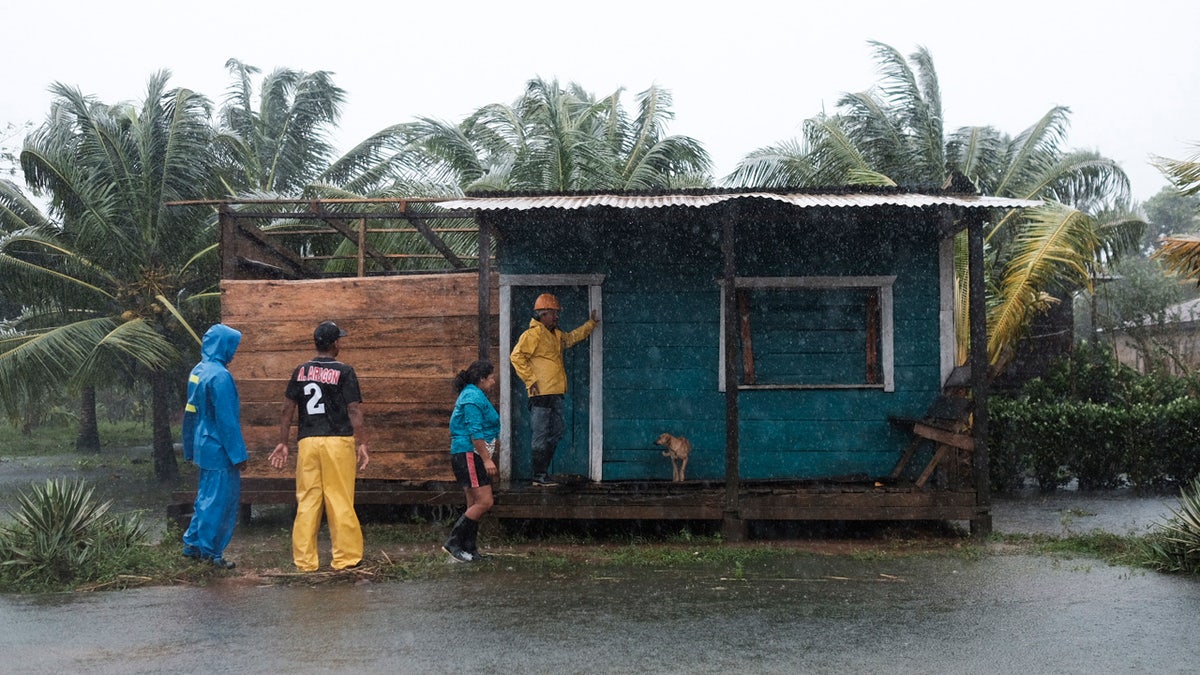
[{"left": 268, "top": 321, "right": 370, "bottom": 571}]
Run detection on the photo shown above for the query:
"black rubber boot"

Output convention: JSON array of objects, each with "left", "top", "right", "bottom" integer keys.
[
  {"left": 442, "top": 515, "right": 474, "bottom": 562},
  {"left": 463, "top": 517, "right": 485, "bottom": 559}
]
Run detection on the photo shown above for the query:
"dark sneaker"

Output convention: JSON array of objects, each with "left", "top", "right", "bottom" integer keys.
[
  {"left": 210, "top": 557, "right": 236, "bottom": 570},
  {"left": 442, "top": 545, "right": 475, "bottom": 563},
  {"left": 182, "top": 546, "right": 203, "bottom": 560},
  {"left": 531, "top": 474, "right": 558, "bottom": 487}
]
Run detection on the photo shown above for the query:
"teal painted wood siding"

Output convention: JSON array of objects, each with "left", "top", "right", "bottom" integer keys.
[{"left": 494, "top": 203, "right": 947, "bottom": 481}]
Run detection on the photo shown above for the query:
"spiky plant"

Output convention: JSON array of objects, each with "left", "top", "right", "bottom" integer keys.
[
  {"left": 1139, "top": 476, "right": 1200, "bottom": 574},
  {"left": 0, "top": 478, "right": 148, "bottom": 586}
]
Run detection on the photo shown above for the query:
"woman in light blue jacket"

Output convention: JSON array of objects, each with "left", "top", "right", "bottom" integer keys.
[{"left": 443, "top": 360, "right": 499, "bottom": 562}]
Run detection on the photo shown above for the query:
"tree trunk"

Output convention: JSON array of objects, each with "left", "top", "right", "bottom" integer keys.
[
  {"left": 151, "top": 370, "right": 179, "bottom": 484},
  {"left": 75, "top": 385, "right": 101, "bottom": 453}
]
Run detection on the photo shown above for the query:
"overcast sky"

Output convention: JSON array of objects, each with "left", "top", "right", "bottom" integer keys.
[{"left": 4, "top": 0, "right": 1197, "bottom": 202}]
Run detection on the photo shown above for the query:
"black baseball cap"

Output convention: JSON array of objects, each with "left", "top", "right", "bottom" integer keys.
[{"left": 314, "top": 320, "right": 347, "bottom": 347}]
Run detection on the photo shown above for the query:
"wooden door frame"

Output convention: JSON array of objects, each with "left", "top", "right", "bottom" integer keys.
[{"left": 498, "top": 274, "right": 605, "bottom": 482}]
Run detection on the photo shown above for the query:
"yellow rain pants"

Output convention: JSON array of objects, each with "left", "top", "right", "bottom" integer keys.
[{"left": 293, "top": 436, "right": 363, "bottom": 571}]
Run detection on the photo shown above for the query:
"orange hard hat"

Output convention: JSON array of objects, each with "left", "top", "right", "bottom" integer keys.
[{"left": 534, "top": 293, "right": 561, "bottom": 311}]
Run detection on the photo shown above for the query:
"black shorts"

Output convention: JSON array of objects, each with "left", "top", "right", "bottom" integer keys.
[{"left": 450, "top": 452, "right": 492, "bottom": 489}]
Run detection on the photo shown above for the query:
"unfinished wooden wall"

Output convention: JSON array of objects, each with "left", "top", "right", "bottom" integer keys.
[{"left": 222, "top": 273, "right": 498, "bottom": 481}]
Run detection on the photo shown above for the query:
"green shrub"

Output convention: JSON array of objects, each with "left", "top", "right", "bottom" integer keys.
[
  {"left": 1022, "top": 341, "right": 1136, "bottom": 405},
  {"left": 989, "top": 345, "right": 1200, "bottom": 492},
  {"left": 987, "top": 399, "right": 1030, "bottom": 493},
  {"left": 0, "top": 479, "right": 151, "bottom": 591}
]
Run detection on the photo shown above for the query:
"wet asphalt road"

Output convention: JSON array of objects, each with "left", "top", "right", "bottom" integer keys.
[
  {"left": 2, "top": 449, "right": 1198, "bottom": 673},
  {"left": 2, "top": 550, "right": 1198, "bottom": 674}
]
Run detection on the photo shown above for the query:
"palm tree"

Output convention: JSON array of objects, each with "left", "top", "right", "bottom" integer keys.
[
  {"left": 0, "top": 72, "right": 220, "bottom": 482},
  {"left": 215, "top": 59, "right": 411, "bottom": 198},
  {"left": 727, "top": 41, "right": 1143, "bottom": 371},
  {"left": 213, "top": 60, "right": 441, "bottom": 272},
  {"left": 398, "top": 77, "right": 712, "bottom": 193}
]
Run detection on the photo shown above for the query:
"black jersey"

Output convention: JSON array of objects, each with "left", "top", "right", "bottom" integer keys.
[{"left": 284, "top": 357, "right": 362, "bottom": 439}]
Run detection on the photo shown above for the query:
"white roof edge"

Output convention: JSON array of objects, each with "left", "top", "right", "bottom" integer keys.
[{"left": 433, "top": 192, "right": 1042, "bottom": 211}]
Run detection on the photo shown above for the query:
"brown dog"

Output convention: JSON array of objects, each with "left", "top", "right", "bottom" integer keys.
[{"left": 655, "top": 433, "right": 692, "bottom": 482}]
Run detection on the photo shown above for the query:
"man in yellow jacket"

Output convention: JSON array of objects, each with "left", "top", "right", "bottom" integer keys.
[{"left": 510, "top": 293, "right": 598, "bottom": 486}]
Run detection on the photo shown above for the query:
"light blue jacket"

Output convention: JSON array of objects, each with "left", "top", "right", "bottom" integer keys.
[
  {"left": 449, "top": 384, "right": 500, "bottom": 454},
  {"left": 182, "top": 324, "right": 249, "bottom": 470}
]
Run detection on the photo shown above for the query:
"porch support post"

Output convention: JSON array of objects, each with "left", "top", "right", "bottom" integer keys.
[
  {"left": 219, "top": 204, "right": 236, "bottom": 280},
  {"left": 967, "top": 211, "right": 993, "bottom": 537},
  {"left": 477, "top": 214, "right": 491, "bottom": 361},
  {"left": 721, "top": 208, "right": 745, "bottom": 541}
]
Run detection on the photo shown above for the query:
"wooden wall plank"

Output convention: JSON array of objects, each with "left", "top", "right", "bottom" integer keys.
[
  {"left": 225, "top": 273, "right": 496, "bottom": 483},
  {"left": 222, "top": 274, "right": 496, "bottom": 321},
  {"left": 243, "top": 445, "right": 452, "bottom": 481}
]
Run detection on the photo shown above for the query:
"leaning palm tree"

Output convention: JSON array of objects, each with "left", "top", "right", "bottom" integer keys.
[
  {"left": 727, "top": 41, "right": 1143, "bottom": 371},
  {"left": 0, "top": 72, "right": 220, "bottom": 482}
]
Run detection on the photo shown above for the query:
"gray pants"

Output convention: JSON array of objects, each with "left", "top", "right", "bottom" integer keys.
[{"left": 530, "top": 396, "right": 564, "bottom": 476}]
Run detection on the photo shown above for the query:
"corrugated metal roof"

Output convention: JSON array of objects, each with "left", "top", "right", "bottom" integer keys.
[{"left": 434, "top": 191, "right": 1041, "bottom": 211}]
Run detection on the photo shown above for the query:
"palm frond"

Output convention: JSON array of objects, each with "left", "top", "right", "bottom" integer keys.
[
  {"left": 621, "top": 136, "right": 712, "bottom": 190},
  {"left": 725, "top": 140, "right": 814, "bottom": 188},
  {"left": 1151, "top": 144, "right": 1200, "bottom": 196},
  {"left": 0, "top": 316, "right": 171, "bottom": 385},
  {"left": 1153, "top": 235, "right": 1200, "bottom": 284},
  {"left": 0, "top": 227, "right": 117, "bottom": 305},
  {"left": 398, "top": 117, "right": 489, "bottom": 189},
  {"left": 993, "top": 106, "right": 1071, "bottom": 198},
  {"left": 901, "top": 44, "right": 946, "bottom": 182},
  {"left": 1033, "top": 150, "right": 1132, "bottom": 211},
  {"left": 988, "top": 204, "right": 1098, "bottom": 364},
  {"left": 947, "top": 126, "right": 1006, "bottom": 191},
  {"left": 834, "top": 91, "right": 909, "bottom": 179},
  {"left": 321, "top": 123, "right": 411, "bottom": 194},
  {"left": 154, "top": 293, "right": 201, "bottom": 347},
  {"left": 1091, "top": 212, "right": 1146, "bottom": 262},
  {"left": 0, "top": 179, "right": 52, "bottom": 232},
  {"left": 953, "top": 230, "right": 971, "bottom": 365},
  {"left": 75, "top": 317, "right": 180, "bottom": 380},
  {"left": 220, "top": 64, "right": 344, "bottom": 194}
]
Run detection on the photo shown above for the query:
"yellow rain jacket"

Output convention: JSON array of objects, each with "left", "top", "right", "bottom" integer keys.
[{"left": 510, "top": 317, "right": 596, "bottom": 396}]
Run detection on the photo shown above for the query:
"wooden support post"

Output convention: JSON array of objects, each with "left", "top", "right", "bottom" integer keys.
[
  {"left": 218, "top": 204, "right": 233, "bottom": 279},
  {"left": 721, "top": 514, "right": 747, "bottom": 542},
  {"left": 356, "top": 217, "right": 366, "bottom": 277},
  {"left": 478, "top": 214, "right": 491, "bottom": 360},
  {"left": 721, "top": 208, "right": 742, "bottom": 537},
  {"left": 967, "top": 211, "right": 993, "bottom": 537}
]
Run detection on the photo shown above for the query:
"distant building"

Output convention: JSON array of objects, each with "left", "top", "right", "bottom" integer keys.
[{"left": 1111, "top": 297, "right": 1200, "bottom": 374}]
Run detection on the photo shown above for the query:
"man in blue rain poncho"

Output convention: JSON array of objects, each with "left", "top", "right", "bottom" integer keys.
[{"left": 181, "top": 323, "right": 248, "bottom": 569}]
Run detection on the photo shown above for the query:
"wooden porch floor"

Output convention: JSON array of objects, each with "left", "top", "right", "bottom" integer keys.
[{"left": 171, "top": 476, "right": 986, "bottom": 526}]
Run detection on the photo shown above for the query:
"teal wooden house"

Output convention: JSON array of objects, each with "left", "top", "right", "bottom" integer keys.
[
  {"left": 441, "top": 188, "right": 1037, "bottom": 536},
  {"left": 203, "top": 189, "right": 1034, "bottom": 537}
]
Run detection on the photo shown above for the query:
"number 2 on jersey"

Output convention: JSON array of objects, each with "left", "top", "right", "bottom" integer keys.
[{"left": 303, "top": 382, "right": 326, "bottom": 415}]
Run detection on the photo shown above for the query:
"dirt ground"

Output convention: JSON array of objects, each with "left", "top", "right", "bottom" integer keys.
[{"left": 0, "top": 443, "right": 1186, "bottom": 577}]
